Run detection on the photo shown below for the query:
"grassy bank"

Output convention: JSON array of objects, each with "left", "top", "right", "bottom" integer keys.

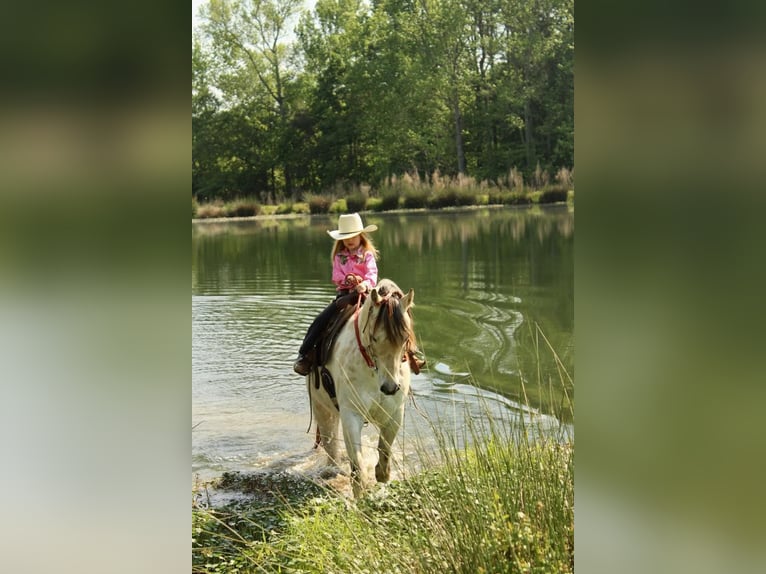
[
  {"left": 193, "top": 289, "right": 573, "bottom": 573},
  {"left": 193, "top": 411, "right": 573, "bottom": 573},
  {"left": 192, "top": 169, "right": 574, "bottom": 220}
]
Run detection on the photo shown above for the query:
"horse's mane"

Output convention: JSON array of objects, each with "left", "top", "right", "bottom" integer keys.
[{"left": 374, "top": 279, "right": 414, "bottom": 346}]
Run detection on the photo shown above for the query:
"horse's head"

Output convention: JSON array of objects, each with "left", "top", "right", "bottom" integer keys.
[{"left": 359, "top": 279, "right": 415, "bottom": 395}]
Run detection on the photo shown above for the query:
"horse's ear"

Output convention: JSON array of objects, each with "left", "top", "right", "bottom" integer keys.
[
  {"left": 370, "top": 287, "right": 381, "bottom": 305},
  {"left": 401, "top": 288, "right": 414, "bottom": 310}
]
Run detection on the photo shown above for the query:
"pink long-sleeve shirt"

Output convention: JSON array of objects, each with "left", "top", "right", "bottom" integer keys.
[{"left": 332, "top": 247, "right": 378, "bottom": 292}]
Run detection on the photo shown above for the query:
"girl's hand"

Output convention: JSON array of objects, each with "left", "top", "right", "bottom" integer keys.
[
  {"left": 345, "top": 273, "right": 363, "bottom": 287},
  {"left": 355, "top": 282, "right": 367, "bottom": 294}
]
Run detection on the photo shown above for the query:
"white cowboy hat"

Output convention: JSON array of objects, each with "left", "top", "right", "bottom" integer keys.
[{"left": 327, "top": 213, "right": 378, "bottom": 240}]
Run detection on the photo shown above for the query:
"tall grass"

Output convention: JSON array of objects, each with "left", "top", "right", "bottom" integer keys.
[
  {"left": 193, "top": 334, "right": 574, "bottom": 573},
  {"left": 304, "top": 193, "right": 333, "bottom": 214},
  {"left": 192, "top": 165, "right": 573, "bottom": 220},
  {"left": 267, "top": 411, "right": 574, "bottom": 574},
  {"left": 194, "top": 197, "right": 262, "bottom": 219}
]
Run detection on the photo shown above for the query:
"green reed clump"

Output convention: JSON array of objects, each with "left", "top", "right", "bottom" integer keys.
[
  {"left": 329, "top": 198, "right": 347, "bottom": 213},
  {"left": 505, "top": 191, "right": 533, "bottom": 205},
  {"left": 275, "top": 202, "right": 294, "bottom": 214},
  {"left": 402, "top": 188, "right": 429, "bottom": 209},
  {"left": 305, "top": 193, "right": 332, "bottom": 214},
  {"left": 226, "top": 198, "right": 261, "bottom": 217},
  {"left": 345, "top": 192, "right": 367, "bottom": 212},
  {"left": 195, "top": 200, "right": 227, "bottom": 219},
  {"left": 538, "top": 185, "right": 569, "bottom": 204},
  {"left": 378, "top": 191, "right": 401, "bottom": 211},
  {"left": 193, "top": 197, "right": 261, "bottom": 219}
]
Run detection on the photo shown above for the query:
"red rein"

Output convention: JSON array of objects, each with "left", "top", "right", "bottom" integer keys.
[
  {"left": 353, "top": 295, "right": 376, "bottom": 368},
  {"left": 353, "top": 292, "right": 404, "bottom": 370}
]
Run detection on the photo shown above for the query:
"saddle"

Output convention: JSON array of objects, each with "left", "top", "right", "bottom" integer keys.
[
  {"left": 314, "top": 296, "right": 426, "bottom": 375},
  {"left": 310, "top": 303, "right": 357, "bottom": 409},
  {"left": 316, "top": 303, "right": 357, "bottom": 367}
]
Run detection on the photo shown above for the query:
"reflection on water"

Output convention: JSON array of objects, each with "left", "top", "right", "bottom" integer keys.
[{"left": 192, "top": 206, "right": 573, "bottom": 484}]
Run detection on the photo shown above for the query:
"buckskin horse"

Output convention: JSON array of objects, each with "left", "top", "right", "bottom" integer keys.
[{"left": 307, "top": 278, "right": 416, "bottom": 498}]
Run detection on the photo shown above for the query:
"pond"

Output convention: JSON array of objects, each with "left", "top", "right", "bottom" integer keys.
[{"left": 192, "top": 206, "right": 574, "bottom": 485}]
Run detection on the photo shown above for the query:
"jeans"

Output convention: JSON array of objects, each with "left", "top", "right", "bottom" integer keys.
[{"left": 299, "top": 290, "right": 359, "bottom": 355}]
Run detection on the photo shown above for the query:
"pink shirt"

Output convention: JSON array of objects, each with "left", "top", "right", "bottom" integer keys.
[{"left": 332, "top": 247, "right": 378, "bottom": 291}]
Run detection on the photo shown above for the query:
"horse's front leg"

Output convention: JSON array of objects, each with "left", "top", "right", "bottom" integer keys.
[
  {"left": 310, "top": 376, "right": 342, "bottom": 464},
  {"left": 375, "top": 410, "right": 402, "bottom": 484},
  {"left": 315, "top": 402, "right": 341, "bottom": 464},
  {"left": 341, "top": 411, "right": 366, "bottom": 498}
]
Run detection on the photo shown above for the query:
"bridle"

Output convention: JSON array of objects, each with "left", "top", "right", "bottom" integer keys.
[{"left": 353, "top": 290, "right": 401, "bottom": 370}]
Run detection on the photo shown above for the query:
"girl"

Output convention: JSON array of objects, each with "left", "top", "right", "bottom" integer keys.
[{"left": 293, "top": 213, "right": 379, "bottom": 375}]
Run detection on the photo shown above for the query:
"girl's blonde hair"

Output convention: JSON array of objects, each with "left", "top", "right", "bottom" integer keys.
[{"left": 331, "top": 233, "right": 380, "bottom": 262}]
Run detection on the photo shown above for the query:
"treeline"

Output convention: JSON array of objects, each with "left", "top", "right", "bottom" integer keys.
[{"left": 192, "top": 0, "right": 573, "bottom": 203}]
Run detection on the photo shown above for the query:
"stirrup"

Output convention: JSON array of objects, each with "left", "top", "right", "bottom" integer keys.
[
  {"left": 293, "top": 356, "right": 312, "bottom": 376},
  {"left": 407, "top": 350, "right": 426, "bottom": 374}
]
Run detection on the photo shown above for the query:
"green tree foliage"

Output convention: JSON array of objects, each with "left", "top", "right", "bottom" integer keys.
[{"left": 192, "top": 0, "right": 573, "bottom": 200}]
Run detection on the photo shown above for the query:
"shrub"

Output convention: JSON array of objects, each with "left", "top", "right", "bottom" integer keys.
[
  {"left": 487, "top": 190, "right": 506, "bottom": 205},
  {"left": 192, "top": 196, "right": 198, "bottom": 218},
  {"left": 196, "top": 201, "right": 226, "bottom": 219},
  {"left": 455, "top": 187, "right": 476, "bottom": 206},
  {"left": 330, "top": 199, "right": 347, "bottom": 214},
  {"left": 366, "top": 197, "right": 383, "bottom": 212},
  {"left": 345, "top": 193, "right": 367, "bottom": 212},
  {"left": 505, "top": 192, "right": 532, "bottom": 205},
  {"left": 402, "top": 188, "right": 429, "bottom": 209},
  {"left": 293, "top": 202, "right": 310, "bottom": 214},
  {"left": 428, "top": 188, "right": 458, "bottom": 209},
  {"left": 538, "top": 185, "right": 569, "bottom": 204},
  {"left": 305, "top": 193, "right": 332, "bottom": 214},
  {"left": 379, "top": 191, "right": 400, "bottom": 211},
  {"left": 226, "top": 199, "right": 261, "bottom": 217},
  {"left": 276, "top": 202, "right": 294, "bottom": 215},
  {"left": 424, "top": 176, "right": 480, "bottom": 209}
]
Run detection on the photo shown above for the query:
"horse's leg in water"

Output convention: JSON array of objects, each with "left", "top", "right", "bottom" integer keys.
[
  {"left": 312, "top": 392, "right": 341, "bottom": 464},
  {"left": 375, "top": 411, "right": 402, "bottom": 483},
  {"left": 341, "top": 411, "right": 366, "bottom": 498}
]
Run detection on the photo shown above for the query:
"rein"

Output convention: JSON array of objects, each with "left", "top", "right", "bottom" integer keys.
[
  {"left": 353, "top": 294, "right": 376, "bottom": 368},
  {"left": 353, "top": 289, "right": 408, "bottom": 370}
]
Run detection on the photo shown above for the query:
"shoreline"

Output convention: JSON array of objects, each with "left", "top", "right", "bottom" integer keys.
[{"left": 191, "top": 201, "right": 572, "bottom": 224}]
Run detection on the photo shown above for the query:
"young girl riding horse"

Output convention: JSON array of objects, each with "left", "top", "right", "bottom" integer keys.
[
  {"left": 293, "top": 213, "right": 380, "bottom": 375},
  {"left": 293, "top": 212, "right": 425, "bottom": 376}
]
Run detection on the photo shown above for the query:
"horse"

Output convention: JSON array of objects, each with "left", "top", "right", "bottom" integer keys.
[{"left": 307, "top": 278, "right": 415, "bottom": 498}]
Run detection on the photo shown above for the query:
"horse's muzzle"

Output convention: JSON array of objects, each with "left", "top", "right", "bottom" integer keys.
[{"left": 380, "top": 380, "right": 400, "bottom": 395}]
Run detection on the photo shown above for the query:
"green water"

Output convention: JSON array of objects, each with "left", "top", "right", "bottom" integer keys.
[{"left": 192, "top": 206, "right": 573, "bottom": 477}]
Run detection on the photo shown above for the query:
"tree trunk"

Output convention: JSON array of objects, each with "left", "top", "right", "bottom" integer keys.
[
  {"left": 524, "top": 99, "right": 535, "bottom": 169},
  {"left": 453, "top": 92, "right": 466, "bottom": 175}
]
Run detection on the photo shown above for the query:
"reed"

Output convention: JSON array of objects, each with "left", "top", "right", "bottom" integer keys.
[
  {"left": 193, "top": 333, "right": 574, "bottom": 573},
  {"left": 345, "top": 192, "right": 367, "bottom": 212},
  {"left": 538, "top": 185, "right": 569, "bottom": 205},
  {"left": 192, "top": 166, "right": 574, "bottom": 220},
  {"left": 304, "top": 193, "right": 333, "bottom": 214},
  {"left": 226, "top": 198, "right": 261, "bottom": 217}
]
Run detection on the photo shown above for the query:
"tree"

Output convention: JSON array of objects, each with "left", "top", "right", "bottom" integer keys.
[
  {"left": 192, "top": 0, "right": 573, "bottom": 200},
  {"left": 201, "top": 0, "right": 303, "bottom": 199},
  {"left": 496, "top": 0, "right": 573, "bottom": 173}
]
